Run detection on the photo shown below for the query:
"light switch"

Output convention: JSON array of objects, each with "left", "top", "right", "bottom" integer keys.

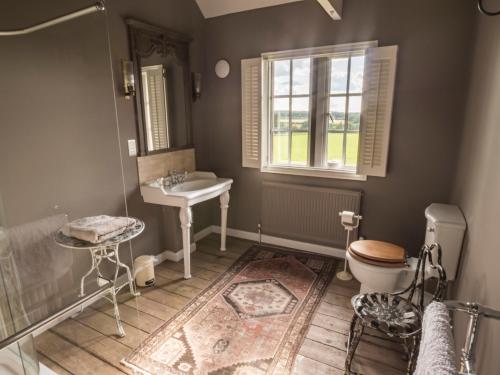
[{"left": 128, "top": 139, "right": 137, "bottom": 157}]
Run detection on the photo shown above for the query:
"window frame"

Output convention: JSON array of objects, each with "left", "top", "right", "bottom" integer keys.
[
  {"left": 326, "top": 52, "right": 365, "bottom": 171},
  {"left": 261, "top": 41, "right": 378, "bottom": 181},
  {"left": 269, "top": 58, "right": 313, "bottom": 167}
]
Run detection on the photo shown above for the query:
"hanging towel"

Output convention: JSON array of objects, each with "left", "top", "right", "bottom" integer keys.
[
  {"left": 63, "top": 215, "right": 136, "bottom": 244},
  {"left": 414, "top": 301, "right": 458, "bottom": 375}
]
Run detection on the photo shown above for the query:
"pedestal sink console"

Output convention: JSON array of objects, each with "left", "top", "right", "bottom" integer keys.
[{"left": 140, "top": 171, "right": 233, "bottom": 279}]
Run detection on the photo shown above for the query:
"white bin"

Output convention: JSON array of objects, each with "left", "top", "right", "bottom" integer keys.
[{"left": 134, "top": 255, "right": 155, "bottom": 287}]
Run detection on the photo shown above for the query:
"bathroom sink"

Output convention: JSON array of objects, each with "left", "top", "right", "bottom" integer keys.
[
  {"left": 169, "top": 179, "right": 218, "bottom": 193},
  {"left": 140, "top": 171, "right": 233, "bottom": 280},
  {"left": 141, "top": 171, "right": 233, "bottom": 207}
]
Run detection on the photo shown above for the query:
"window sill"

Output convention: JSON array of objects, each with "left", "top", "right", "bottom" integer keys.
[{"left": 261, "top": 165, "right": 367, "bottom": 181}]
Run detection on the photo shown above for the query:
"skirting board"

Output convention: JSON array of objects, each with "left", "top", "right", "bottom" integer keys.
[
  {"left": 154, "top": 242, "right": 197, "bottom": 263},
  {"left": 194, "top": 225, "right": 214, "bottom": 242},
  {"left": 194, "top": 225, "right": 346, "bottom": 259}
]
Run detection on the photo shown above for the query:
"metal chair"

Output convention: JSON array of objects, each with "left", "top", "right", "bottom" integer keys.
[{"left": 345, "top": 243, "right": 447, "bottom": 375}]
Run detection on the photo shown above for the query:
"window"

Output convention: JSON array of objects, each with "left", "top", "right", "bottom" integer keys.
[
  {"left": 241, "top": 42, "right": 398, "bottom": 179},
  {"left": 271, "top": 58, "right": 311, "bottom": 166},
  {"left": 266, "top": 47, "right": 369, "bottom": 175},
  {"left": 327, "top": 55, "right": 364, "bottom": 169}
]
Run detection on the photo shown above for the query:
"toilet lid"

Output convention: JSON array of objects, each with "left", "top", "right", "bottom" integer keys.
[{"left": 349, "top": 240, "right": 406, "bottom": 264}]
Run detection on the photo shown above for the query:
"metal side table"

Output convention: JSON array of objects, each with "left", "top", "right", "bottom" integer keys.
[{"left": 55, "top": 218, "right": 145, "bottom": 337}]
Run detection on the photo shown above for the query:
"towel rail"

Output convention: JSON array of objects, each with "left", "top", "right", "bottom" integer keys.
[{"left": 445, "top": 300, "right": 500, "bottom": 375}]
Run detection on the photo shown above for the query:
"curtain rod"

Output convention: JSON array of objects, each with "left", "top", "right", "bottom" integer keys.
[{"left": 0, "top": 1, "right": 105, "bottom": 36}]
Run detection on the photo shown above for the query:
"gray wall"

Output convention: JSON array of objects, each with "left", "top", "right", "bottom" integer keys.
[
  {"left": 103, "top": 0, "right": 212, "bottom": 255},
  {"left": 0, "top": 0, "right": 125, "bottom": 227},
  {"left": 0, "top": 0, "right": 209, "bottom": 290},
  {"left": 202, "top": 0, "right": 475, "bottom": 255},
  {"left": 0, "top": 0, "right": 476, "bottom": 263},
  {"left": 451, "top": 2, "right": 500, "bottom": 372},
  {"left": 3, "top": 0, "right": 500, "bottom": 371},
  {"left": 0, "top": 0, "right": 129, "bottom": 294}
]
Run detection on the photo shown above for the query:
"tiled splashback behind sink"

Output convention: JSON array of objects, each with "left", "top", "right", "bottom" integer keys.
[{"left": 137, "top": 148, "right": 196, "bottom": 184}]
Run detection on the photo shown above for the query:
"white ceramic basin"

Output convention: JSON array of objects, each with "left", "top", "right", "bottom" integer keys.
[
  {"left": 170, "top": 179, "right": 217, "bottom": 193},
  {"left": 141, "top": 171, "right": 233, "bottom": 207},
  {"left": 141, "top": 171, "right": 233, "bottom": 280}
]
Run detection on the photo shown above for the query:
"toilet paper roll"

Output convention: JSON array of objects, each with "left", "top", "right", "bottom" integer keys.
[{"left": 340, "top": 211, "right": 355, "bottom": 224}]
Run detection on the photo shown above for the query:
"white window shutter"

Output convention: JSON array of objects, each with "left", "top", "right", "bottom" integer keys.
[
  {"left": 142, "top": 66, "right": 169, "bottom": 150},
  {"left": 241, "top": 58, "right": 262, "bottom": 168},
  {"left": 357, "top": 46, "right": 398, "bottom": 177}
]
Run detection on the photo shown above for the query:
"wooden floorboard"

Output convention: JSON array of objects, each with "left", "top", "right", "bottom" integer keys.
[
  {"left": 38, "top": 352, "right": 73, "bottom": 375},
  {"left": 192, "top": 250, "right": 235, "bottom": 266},
  {"left": 311, "top": 312, "right": 351, "bottom": 335},
  {"left": 299, "top": 338, "right": 347, "bottom": 369},
  {"left": 154, "top": 268, "right": 213, "bottom": 290},
  {"left": 50, "top": 319, "right": 133, "bottom": 374},
  {"left": 306, "top": 325, "right": 406, "bottom": 371},
  {"left": 152, "top": 265, "right": 185, "bottom": 280},
  {"left": 317, "top": 301, "right": 356, "bottom": 321},
  {"left": 35, "top": 235, "right": 404, "bottom": 375},
  {"left": 74, "top": 309, "right": 148, "bottom": 349},
  {"left": 35, "top": 331, "right": 126, "bottom": 375},
  {"left": 159, "top": 280, "right": 203, "bottom": 299},
  {"left": 123, "top": 295, "right": 177, "bottom": 321},
  {"left": 96, "top": 303, "right": 164, "bottom": 334},
  {"left": 159, "top": 261, "right": 220, "bottom": 281},
  {"left": 140, "top": 288, "right": 191, "bottom": 310},
  {"left": 322, "top": 291, "right": 352, "bottom": 309},
  {"left": 293, "top": 355, "right": 344, "bottom": 375}
]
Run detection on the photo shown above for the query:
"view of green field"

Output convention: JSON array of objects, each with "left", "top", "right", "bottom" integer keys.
[{"left": 272, "top": 132, "right": 359, "bottom": 166}]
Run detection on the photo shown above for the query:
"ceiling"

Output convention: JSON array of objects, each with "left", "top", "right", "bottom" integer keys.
[{"left": 195, "top": 0, "right": 304, "bottom": 19}]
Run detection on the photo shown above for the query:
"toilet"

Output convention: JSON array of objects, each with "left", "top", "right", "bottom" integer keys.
[{"left": 347, "top": 204, "right": 466, "bottom": 294}]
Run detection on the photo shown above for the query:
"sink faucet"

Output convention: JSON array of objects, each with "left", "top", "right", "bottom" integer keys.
[{"left": 168, "top": 170, "right": 188, "bottom": 187}]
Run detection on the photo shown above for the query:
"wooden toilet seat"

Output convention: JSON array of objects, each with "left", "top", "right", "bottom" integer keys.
[{"left": 348, "top": 240, "right": 406, "bottom": 268}]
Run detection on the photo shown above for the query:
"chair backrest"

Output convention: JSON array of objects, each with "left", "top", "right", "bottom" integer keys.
[{"left": 395, "top": 243, "right": 447, "bottom": 311}]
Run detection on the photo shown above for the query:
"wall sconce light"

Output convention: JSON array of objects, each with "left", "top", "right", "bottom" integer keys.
[
  {"left": 192, "top": 72, "right": 202, "bottom": 100},
  {"left": 122, "top": 60, "right": 135, "bottom": 99}
]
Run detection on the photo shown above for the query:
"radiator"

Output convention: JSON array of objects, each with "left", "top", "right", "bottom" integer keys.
[{"left": 261, "top": 182, "right": 362, "bottom": 248}]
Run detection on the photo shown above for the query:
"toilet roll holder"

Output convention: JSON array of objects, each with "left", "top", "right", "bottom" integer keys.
[{"left": 337, "top": 211, "right": 362, "bottom": 281}]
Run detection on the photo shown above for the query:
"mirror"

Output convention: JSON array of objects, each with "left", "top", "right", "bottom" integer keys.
[{"left": 126, "top": 19, "right": 193, "bottom": 155}]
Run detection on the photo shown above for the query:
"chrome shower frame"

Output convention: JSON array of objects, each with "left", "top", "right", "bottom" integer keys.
[{"left": 0, "top": 1, "right": 105, "bottom": 36}]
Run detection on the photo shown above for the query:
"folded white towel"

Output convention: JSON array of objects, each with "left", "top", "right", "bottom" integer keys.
[
  {"left": 62, "top": 215, "right": 136, "bottom": 244},
  {"left": 415, "top": 301, "right": 458, "bottom": 375}
]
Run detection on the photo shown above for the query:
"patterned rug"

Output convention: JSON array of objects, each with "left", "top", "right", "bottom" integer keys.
[{"left": 122, "top": 245, "right": 337, "bottom": 375}]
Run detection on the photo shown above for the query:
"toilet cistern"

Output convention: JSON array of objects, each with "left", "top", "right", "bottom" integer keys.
[{"left": 337, "top": 211, "right": 362, "bottom": 281}]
